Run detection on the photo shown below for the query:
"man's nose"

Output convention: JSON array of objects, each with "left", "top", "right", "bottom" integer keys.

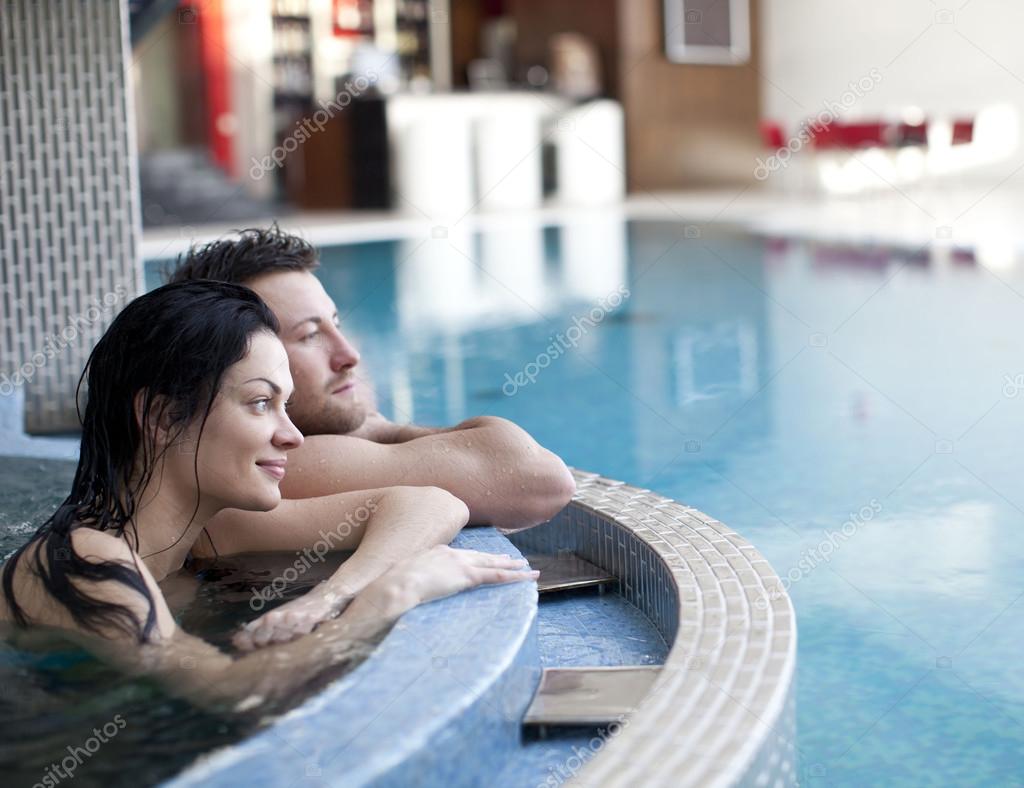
[{"left": 329, "top": 330, "right": 361, "bottom": 372}]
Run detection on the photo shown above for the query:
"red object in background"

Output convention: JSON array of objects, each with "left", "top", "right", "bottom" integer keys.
[
  {"left": 333, "top": 0, "right": 374, "bottom": 36},
  {"left": 807, "top": 119, "right": 840, "bottom": 149},
  {"left": 192, "top": 0, "right": 234, "bottom": 177},
  {"left": 833, "top": 122, "right": 886, "bottom": 148},
  {"left": 759, "top": 120, "right": 785, "bottom": 149},
  {"left": 952, "top": 119, "right": 975, "bottom": 145},
  {"left": 896, "top": 122, "right": 928, "bottom": 146}
]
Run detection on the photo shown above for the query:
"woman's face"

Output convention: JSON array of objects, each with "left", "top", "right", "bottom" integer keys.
[{"left": 168, "top": 331, "right": 304, "bottom": 513}]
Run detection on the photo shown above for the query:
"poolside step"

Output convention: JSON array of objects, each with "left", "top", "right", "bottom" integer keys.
[
  {"left": 522, "top": 666, "right": 661, "bottom": 727},
  {"left": 529, "top": 551, "right": 617, "bottom": 594}
]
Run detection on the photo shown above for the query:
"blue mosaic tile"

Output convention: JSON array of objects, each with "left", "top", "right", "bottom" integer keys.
[{"left": 168, "top": 528, "right": 540, "bottom": 788}]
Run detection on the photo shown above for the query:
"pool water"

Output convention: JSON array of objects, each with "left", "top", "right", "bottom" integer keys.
[
  {"left": 0, "top": 453, "right": 667, "bottom": 786},
  {"left": 0, "top": 460, "right": 378, "bottom": 787},
  {"left": 291, "top": 217, "right": 1022, "bottom": 787}
]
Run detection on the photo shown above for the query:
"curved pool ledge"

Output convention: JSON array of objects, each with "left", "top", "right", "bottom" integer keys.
[
  {"left": 168, "top": 527, "right": 540, "bottom": 788},
  {"left": 169, "top": 469, "right": 797, "bottom": 787},
  {"left": 508, "top": 470, "right": 798, "bottom": 787}
]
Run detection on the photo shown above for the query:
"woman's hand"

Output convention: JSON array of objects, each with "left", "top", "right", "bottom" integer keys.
[
  {"left": 378, "top": 545, "right": 539, "bottom": 610},
  {"left": 233, "top": 547, "right": 538, "bottom": 650},
  {"left": 233, "top": 591, "right": 342, "bottom": 652}
]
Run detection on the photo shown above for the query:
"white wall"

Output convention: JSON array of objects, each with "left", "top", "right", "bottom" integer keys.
[
  {"left": 225, "top": 0, "right": 275, "bottom": 198},
  {"left": 760, "top": 0, "right": 1024, "bottom": 180}
]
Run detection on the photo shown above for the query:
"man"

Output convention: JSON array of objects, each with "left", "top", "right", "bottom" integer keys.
[{"left": 169, "top": 226, "right": 576, "bottom": 645}]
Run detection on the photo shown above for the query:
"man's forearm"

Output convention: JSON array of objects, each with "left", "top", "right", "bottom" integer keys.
[{"left": 282, "top": 418, "right": 576, "bottom": 532}]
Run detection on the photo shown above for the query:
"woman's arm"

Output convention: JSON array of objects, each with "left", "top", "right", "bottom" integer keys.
[
  {"left": 225, "top": 486, "right": 470, "bottom": 648},
  {"left": 3, "top": 530, "right": 534, "bottom": 712}
]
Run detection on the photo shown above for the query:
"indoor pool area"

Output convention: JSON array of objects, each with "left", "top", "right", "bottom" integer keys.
[
  {"left": 6, "top": 1, "right": 1024, "bottom": 785},
  {"left": 154, "top": 216, "right": 1024, "bottom": 785},
  {"left": 4, "top": 214, "right": 1024, "bottom": 785}
]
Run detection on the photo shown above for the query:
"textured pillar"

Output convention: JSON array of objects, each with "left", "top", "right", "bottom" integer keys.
[{"left": 1, "top": 0, "right": 142, "bottom": 434}]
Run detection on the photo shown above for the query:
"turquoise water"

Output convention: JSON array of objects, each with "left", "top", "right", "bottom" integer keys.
[{"left": 295, "top": 218, "right": 1022, "bottom": 787}]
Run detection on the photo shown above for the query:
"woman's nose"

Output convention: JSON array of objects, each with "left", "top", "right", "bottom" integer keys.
[{"left": 275, "top": 414, "right": 304, "bottom": 450}]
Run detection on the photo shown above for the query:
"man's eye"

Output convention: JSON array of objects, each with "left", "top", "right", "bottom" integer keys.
[{"left": 284, "top": 400, "right": 293, "bottom": 411}]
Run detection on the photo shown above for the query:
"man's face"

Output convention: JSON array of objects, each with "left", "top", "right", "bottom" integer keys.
[{"left": 246, "top": 270, "right": 368, "bottom": 435}]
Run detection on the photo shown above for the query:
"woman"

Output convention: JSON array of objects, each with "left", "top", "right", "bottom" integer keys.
[{"left": 0, "top": 280, "right": 537, "bottom": 711}]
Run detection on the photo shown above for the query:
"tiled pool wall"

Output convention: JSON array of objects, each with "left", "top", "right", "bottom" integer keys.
[
  {"left": 168, "top": 528, "right": 541, "bottom": 788},
  {"left": 510, "top": 470, "right": 798, "bottom": 788},
  {"left": 1, "top": 0, "right": 142, "bottom": 436}
]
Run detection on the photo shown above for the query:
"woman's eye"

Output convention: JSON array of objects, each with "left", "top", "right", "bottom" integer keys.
[
  {"left": 252, "top": 399, "right": 270, "bottom": 413},
  {"left": 302, "top": 331, "right": 318, "bottom": 342}
]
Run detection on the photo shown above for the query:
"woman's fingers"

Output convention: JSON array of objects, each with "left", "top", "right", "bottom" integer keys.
[
  {"left": 475, "top": 567, "right": 540, "bottom": 585},
  {"left": 453, "top": 549, "right": 530, "bottom": 568}
]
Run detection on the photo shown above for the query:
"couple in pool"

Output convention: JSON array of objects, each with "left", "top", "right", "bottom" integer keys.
[{"left": 0, "top": 226, "right": 575, "bottom": 711}]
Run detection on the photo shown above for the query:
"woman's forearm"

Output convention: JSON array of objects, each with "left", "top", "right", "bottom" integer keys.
[{"left": 314, "top": 486, "right": 468, "bottom": 609}]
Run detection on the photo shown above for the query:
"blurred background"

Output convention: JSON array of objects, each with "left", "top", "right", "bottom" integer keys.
[
  {"left": 128, "top": 0, "right": 1020, "bottom": 226},
  {"left": 5, "top": 4, "right": 1024, "bottom": 784}
]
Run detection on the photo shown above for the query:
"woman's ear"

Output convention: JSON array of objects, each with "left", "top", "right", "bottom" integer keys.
[
  {"left": 132, "top": 389, "right": 149, "bottom": 435},
  {"left": 133, "top": 389, "right": 177, "bottom": 450}
]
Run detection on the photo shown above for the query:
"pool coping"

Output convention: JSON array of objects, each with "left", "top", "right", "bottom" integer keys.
[
  {"left": 165, "top": 527, "right": 540, "bottom": 788},
  {"left": 510, "top": 470, "right": 798, "bottom": 787}
]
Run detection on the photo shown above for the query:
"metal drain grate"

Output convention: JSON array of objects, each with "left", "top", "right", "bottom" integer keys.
[
  {"left": 523, "top": 666, "right": 662, "bottom": 727},
  {"left": 526, "top": 552, "right": 617, "bottom": 594}
]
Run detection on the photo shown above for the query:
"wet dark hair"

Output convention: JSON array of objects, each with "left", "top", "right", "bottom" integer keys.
[
  {"left": 167, "top": 223, "right": 319, "bottom": 285},
  {"left": 1, "top": 280, "right": 279, "bottom": 642}
]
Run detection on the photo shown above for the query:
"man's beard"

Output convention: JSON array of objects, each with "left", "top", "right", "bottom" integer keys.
[{"left": 288, "top": 392, "right": 368, "bottom": 436}]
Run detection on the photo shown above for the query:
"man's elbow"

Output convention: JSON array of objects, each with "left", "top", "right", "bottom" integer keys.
[
  {"left": 499, "top": 451, "right": 575, "bottom": 531},
  {"left": 533, "top": 453, "right": 576, "bottom": 522}
]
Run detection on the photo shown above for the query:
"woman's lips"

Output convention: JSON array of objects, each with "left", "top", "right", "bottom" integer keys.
[{"left": 256, "top": 461, "right": 286, "bottom": 481}]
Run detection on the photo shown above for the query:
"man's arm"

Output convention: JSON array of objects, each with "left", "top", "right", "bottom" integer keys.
[
  {"left": 346, "top": 412, "right": 434, "bottom": 444},
  {"left": 280, "top": 416, "right": 576, "bottom": 532}
]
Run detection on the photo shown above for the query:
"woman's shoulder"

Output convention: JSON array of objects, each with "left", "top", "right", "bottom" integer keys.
[
  {"left": 68, "top": 528, "right": 136, "bottom": 564},
  {"left": 0, "top": 528, "right": 138, "bottom": 626}
]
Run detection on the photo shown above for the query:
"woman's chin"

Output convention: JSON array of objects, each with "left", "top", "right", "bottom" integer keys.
[{"left": 229, "top": 486, "right": 282, "bottom": 512}]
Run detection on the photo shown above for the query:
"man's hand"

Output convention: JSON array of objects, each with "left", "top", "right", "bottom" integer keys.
[{"left": 347, "top": 412, "right": 434, "bottom": 444}]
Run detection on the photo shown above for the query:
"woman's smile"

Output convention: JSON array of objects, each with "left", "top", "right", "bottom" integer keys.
[{"left": 256, "top": 458, "right": 287, "bottom": 481}]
